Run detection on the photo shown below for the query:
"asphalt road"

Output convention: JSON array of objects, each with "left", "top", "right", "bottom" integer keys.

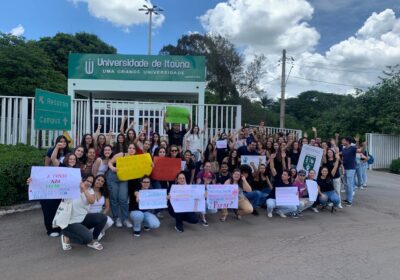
[{"left": 1, "top": 170, "right": 399, "bottom": 280}]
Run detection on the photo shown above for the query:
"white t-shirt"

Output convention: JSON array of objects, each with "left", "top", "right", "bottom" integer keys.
[
  {"left": 69, "top": 188, "right": 95, "bottom": 224},
  {"left": 88, "top": 195, "right": 105, "bottom": 214},
  {"left": 186, "top": 134, "right": 202, "bottom": 152}
]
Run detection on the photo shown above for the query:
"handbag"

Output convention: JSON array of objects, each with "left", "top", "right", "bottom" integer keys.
[{"left": 52, "top": 199, "right": 73, "bottom": 229}]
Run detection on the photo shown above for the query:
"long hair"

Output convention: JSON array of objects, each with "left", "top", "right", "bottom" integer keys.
[{"left": 94, "top": 175, "right": 110, "bottom": 198}]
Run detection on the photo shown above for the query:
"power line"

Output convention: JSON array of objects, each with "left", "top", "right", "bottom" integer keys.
[
  {"left": 290, "top": 75, "right": 369, "bottom": 89},
  {"left": 295, "top": 63, "right": 382, "bottom": 74}
]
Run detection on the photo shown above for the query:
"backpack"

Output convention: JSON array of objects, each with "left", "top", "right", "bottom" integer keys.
[{"left": 367, "top": 153, "right": 374, "bottom": 165}]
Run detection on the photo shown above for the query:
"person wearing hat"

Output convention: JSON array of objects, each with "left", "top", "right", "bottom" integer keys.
[
  {"left": 293, "top": 170, "right": 314, "bottom": 214},
  {"left": 196, "top": 165, "right": 218, "bottom": 226}
]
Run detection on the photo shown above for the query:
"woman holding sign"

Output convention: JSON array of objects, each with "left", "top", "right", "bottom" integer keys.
[
  {"left": 106, "top": 143, "right": 136, "bottom": 229},
  {"left": 221, "top": 169, "right": 253, "bottom": 221},
  {"left": 168, "top": 172, "right": 199, "bottom": 233},
  {"left": 129, "top": 176, "right": 161, "bottom": 237}
]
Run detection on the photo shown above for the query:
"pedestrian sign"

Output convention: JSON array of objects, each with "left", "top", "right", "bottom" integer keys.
[{"left": 34, "top": 89, "right": 71, "bottom": 130}]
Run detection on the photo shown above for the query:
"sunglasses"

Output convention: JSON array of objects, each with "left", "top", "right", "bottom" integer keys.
[{"left": 171, "top": 150, "right": 178, "bottom": 152}]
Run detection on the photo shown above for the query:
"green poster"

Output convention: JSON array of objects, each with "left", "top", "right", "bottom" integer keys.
[{"left": 166, "top": 106, "right": 190, "bottom": 124}]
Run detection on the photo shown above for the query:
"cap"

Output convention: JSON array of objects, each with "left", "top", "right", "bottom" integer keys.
[{"left": 298, "top": 170, "right": 306, "bottom": 176}]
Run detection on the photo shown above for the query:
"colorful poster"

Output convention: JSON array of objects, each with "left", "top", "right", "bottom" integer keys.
[
  {"left": 139, "top": 189, "right": 168, "bottom": 210},
  {"left": 117, "top": 153, "right": 153, "bottom": 180},
  {"left": 29, "top": 166, "right": 81, "bottom": 200},
  {"left": 276, "top": 187, "right": 299, "bottom": 206},
  {"left": 296, "top": 144, "right": 323, "bottom": 175},
  {"left": 240, "top": 155, "right": 267, "bottom": 172},
  {"left": 170, "top": 185, "right": 206, "bottom": 213},
  {"left": 166, "top": 106, "right": 190, "bottom": 124},
  {"left": 305, "top": 180, "right": 319, "bottom": 202},
  {"left": 206, "top": 184, "right": 238, "bottom": 209},
  {"left": 151, "top": 157, "right": 181, "bottom": 181}
]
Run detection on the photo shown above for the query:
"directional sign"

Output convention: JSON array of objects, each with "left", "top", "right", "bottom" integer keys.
[{"left": 34, "top": 89, "right": 71, "bottom": 130}]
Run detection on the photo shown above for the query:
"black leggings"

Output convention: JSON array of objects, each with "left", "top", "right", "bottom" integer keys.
[
  {"left": 40, "top": 199, "right": 61, "bottom": 235},
  {"left": 62, "top": 213, "right": 107, "bottom": 245},
  {"left": 168, "top": 203, "right": 198, "bottom": 230}
]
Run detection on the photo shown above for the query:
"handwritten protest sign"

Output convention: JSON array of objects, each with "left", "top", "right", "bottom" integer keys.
[
  {"left": 29, "top": 166, "right": 81, "bottom": 200},
  {"left": 240, "top": 155, "right": 267, "bottom": 172},
  {"left": 170, "top": 185, "right": 205, "bottom": 213},
  {"left": 166, "top": 106, "right": 190, "bottom": 124},
  {"left": 206, "top": 184, "right": 238, "bottom": 209},
  {"left": 216, "top": 140, "right": 228, "bottom": 149},
  {"left": 276, "top": 187, "right": 299, "bottom": 206},
  {"left": 117, "top": 153, "right": 152, "bottom": 181},
  {"left": 181, "top": 161, "right": 186, "bottom": 171},
  {"left": 151, "top": 157, "right": 181, "bottom": 181},
  {"left": 296, "top": 144, "right": 323, "bottom": 175},
  {"left": 306, "top": 180, "right": 319, "bottom": 202},
  {"left": 139, "top": 189, "right": 168, "bottom": 210}
]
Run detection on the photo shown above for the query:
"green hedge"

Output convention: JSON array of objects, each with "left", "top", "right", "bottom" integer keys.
[
  {"left": 390, "top": 158, "right": 400, "bottom": 175},
  {"left": 0, "top": 144, "right": 46, "bottom": 206}
]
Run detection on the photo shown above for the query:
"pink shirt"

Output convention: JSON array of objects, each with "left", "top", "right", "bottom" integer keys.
[{"left": 293, "top": 179, "right": 307, "bottom": 197}]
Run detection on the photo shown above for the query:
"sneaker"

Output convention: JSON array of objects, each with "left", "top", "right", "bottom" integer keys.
[
  {"left": 49, "top": 232, "right": 60, "bottom": 237},
  {"left": 359, "top": 186, "right": 365, "bottom": 190},
  {"left": 345, "top": 202, "right": 352, "bottom": 207},
  {"left": 97, "top": 231, "right": 105, "bottom": 241},
  {"left": 353, "top": 191, "right": 355, "bottom": 196},
  {"left": 174, "top": 226, "right": 184, "bottom": 233},
  {"left": 200, "top": 215, "right": 209, "bottom": 227},
  {"left": 311, "top": 207, "right": 319, "bottom": 213},
  {"left": 289, "top": 212, "right": 299, "bottom": 218},
  {"left": 338, "top": 205, "right": 343, "bottom": 209},
  {"left": 156, "top": 212, "right": 164, "bottom": 219},
  {"left": 342, "top": 199, "right": 349, "bottom": 204},
  {"left": 143, "top": 226, "right": 151, "bottom": 231},
  {"left": 115, "top": 218, "right": 123, "bottom": 228},
  {"left": 277, "top": 210, "right": 287, "bottom": 218},
  {"left": 327, "top": 202, "right": 334, "bottom": 207},
  {"left": 267, "top": 212, "right": 273, "bottom": 218},
  {"left": 124, "top": 219, "right": 133, "bottom": 229},
  {"left": 252, "top": 209, "right": 260, "bottom": 216},
  {"left": 134, "top": 231, "right": 141, "bottom": 237},
  {"left": 297, "top": 212, "right": 304, "bottom": 217}
]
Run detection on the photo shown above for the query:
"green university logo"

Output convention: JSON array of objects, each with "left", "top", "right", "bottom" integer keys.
[{"left": 303, "top": 155, "right": 316, "bottom": 171}]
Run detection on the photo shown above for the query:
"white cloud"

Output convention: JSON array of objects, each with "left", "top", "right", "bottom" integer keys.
[
  {"left": 71, "top": 0, "right": 165, "bottom": 31},
  {"left": 9, "top": 24, "right": 24, "bottom": 36},
  {"left": 200, "top": 2, "right": 400, "bottom": 98}
]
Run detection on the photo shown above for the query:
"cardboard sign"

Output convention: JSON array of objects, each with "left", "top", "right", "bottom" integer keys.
[
  {"left": 170, "top": 185, "right": 206, "bottom": 213},
  {"left": 206, "top": 184, "right": 239, "bottom": 209},
  {"left": 116, "top": 153, "right": 153, "bottom": 180},
  {"left": 29, "top": 166, "right": 81, "bottom": 200},
  {"left": 166, "top": 106, "right": 190, "bottom": 124},
  {"left": 276, "top": 187, "right": 299, "bottom": 206},
  {"left": 306, "top": 180, "right": 319, "bottom": 202},
  {"left": 216, "top": 140, "right": 228, "bottom": 149},
  {"left": 240, "top": 155, "right": 267, "bottom": 172},
  {"left": 151, "top": 157, "right": 181, "bottom": 181},
  {"left": 296, "top": 144, "right": 323, "bottom": 175},
  {"left": 139, "top": 189, "right": 168, "bottom": 210}
]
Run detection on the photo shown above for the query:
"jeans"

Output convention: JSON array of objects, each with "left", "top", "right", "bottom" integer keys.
[
  {"left": 266, "top": 198, "right": 297, "bottom": 214},
  {"left": 130, "top": 211, "right": 160, "bottom": 232},
  {"left": 361, "top": 162, "right": 368, "bottom": 186},
  {"left": 319, "top": 190, "right": 340, "bottom": 207},
  {"left": 106, "top": 171, "right": 129, "bottom": 221},
  {"left": 168, "top": 203, "right": 198, "bottom": 230},
  {"left": 62, "top": 213, "right": 107, "bottom": 244},
  {"left": 345, "top": 169, "right": 356, "bottom": 203},
  {"left": 355, "top": 163, "right": 364, "bottom": 188},
  {"left": 244, "top": 191, "right": 263, "bottom": 208},
  {"left": 298, "top": 198, "right": 314, "bottom": 212}
]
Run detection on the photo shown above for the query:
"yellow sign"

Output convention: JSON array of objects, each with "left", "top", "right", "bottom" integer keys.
[{"left": 116, "top": 153, "right": 153, "bottom": 181}]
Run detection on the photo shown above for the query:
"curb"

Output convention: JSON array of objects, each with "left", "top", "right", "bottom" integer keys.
[{"left": 0, "top": 202, "right": 41, "bottom": 217}]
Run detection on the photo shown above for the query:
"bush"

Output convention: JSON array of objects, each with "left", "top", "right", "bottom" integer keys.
[
  {"left": 390, "top": 158, "right": 400, "bottom": 174},
  {"left": 0, "top": 144, "right": 46, "bottom": 206}
]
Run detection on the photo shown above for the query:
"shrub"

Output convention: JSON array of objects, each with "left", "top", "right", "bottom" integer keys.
[
  {"left": 0, "top": 144, "right": 46, "bottom": 206},
  {"left": 390, "top": 158, "right": 400, "bottom": 175}
]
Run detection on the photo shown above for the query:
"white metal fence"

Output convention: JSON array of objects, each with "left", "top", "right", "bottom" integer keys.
[
  {"left": 0, "top": 96, "right": 243, "bottom": 148},
  {"left": 366, "top": 133, "right": 400, "bottom": 169},
  {"left": 247, "top": 124, "right": 303, "bottom": 140}
]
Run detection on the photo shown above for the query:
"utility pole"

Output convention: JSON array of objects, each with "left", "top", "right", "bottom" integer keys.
[
  {"left": 139, "top": 4, "right": 163, "bottom": 55},
  {"left": 279, "top": 49, "right": 286, "bottom": 128}
]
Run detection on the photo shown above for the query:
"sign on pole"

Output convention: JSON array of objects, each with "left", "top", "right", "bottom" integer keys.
[{"left": 34, "top": 89, "right": 71, "bottom": 130}]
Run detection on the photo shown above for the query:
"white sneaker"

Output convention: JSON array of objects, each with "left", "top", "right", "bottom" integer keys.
[
  {"left": 311, "top": 207, "right": 319, "bottom": 213},
  {"left": 327, "top": 202, "right": 333, "bottom": 207},
  {"left": 97, "top": 231, "right": 105, "bottom": 241},
  {"left": 338, "top": 205, "right": 343, "bottom": 209},
  {"left": 124, "top": 219, "right": 133, "bottom": 229},
  {"left": 359, "top": 186, "right": 365, "bottom": 190},
  {"left": 49, "top": 232, "right": 60, "bottom": 237},
  {"left": 353, "top": 191, "right": 355, "bottom": 196},
  {"left": 276, "top": 210, "right": 287, "bottom": 218},
  {"left": 115, "top": 218, "right": 123, "bottom": 228},
  {"left": 267, "top": 212, "right": 273, "bottom": 218}
]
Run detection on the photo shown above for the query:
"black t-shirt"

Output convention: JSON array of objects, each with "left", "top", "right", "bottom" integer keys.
[
  {"left": 326, "top": 159, "right": 341, "bottom": 179},
  {"left": 216, "top": 173, "right": 231, "bottom": 184},
  {"left": 182, "top": 160, "right": 196, "bottom": 183},
  {"left": 167, "top": 129, "right": 186, "bottom": 146},
  {"left": 289, "top": 150, "right": 300, "bottom": 166},
  {"left": 317, "top": 177, "right": 334, "bottom": 193},
  {"left": 267, "top": 179, "right": 292, "bottom": 199},
  {"left": 237, "top": 146, "right": 258, "bottom": 157}
]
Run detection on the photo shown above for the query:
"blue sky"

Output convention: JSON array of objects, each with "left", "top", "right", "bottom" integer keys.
[{"left": 1, "top": 0, "right": 399, "bottom": 97}]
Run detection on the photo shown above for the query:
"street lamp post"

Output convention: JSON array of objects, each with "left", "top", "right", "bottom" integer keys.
[{"left": 139, "top": 4, "right": 163, "bottom": 55}]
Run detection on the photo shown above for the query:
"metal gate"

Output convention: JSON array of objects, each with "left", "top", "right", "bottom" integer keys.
[{"left": 366, "top": 133, "right": 400, "bottom": 169}]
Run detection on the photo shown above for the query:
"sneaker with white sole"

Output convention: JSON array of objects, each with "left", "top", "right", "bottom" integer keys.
[
  {"left": 115, "top": 218, "right": 123, "bottom": 228},
  {"left": 143, "top": 226, "right": 151, "bottom": 231},
  {"left": 311, "top": 207, "right": 319, "bottom": 213},
  {"left": 276, "top": 210, "right": 287, "bottom": 218},
  {"left": 124, "top": 219, "right": 133, "bottom": 228},
  {"left": 134, "top": 231, "right": 141, "bottom": 237},
  {"left": 267, "top": 212, "right": 273, "bottom": 218},
  {"left": 49, "top": 232, "right": 60, "bottom": 237}
]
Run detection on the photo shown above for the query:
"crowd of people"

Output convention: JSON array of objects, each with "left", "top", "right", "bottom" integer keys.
[{"left": 31, "top": 114, "right": 370, "bottom": 251}]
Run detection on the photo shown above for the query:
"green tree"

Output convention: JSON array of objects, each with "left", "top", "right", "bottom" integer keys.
[{"left": 0, "top": 33, "right": 66, "bottom": 96}]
